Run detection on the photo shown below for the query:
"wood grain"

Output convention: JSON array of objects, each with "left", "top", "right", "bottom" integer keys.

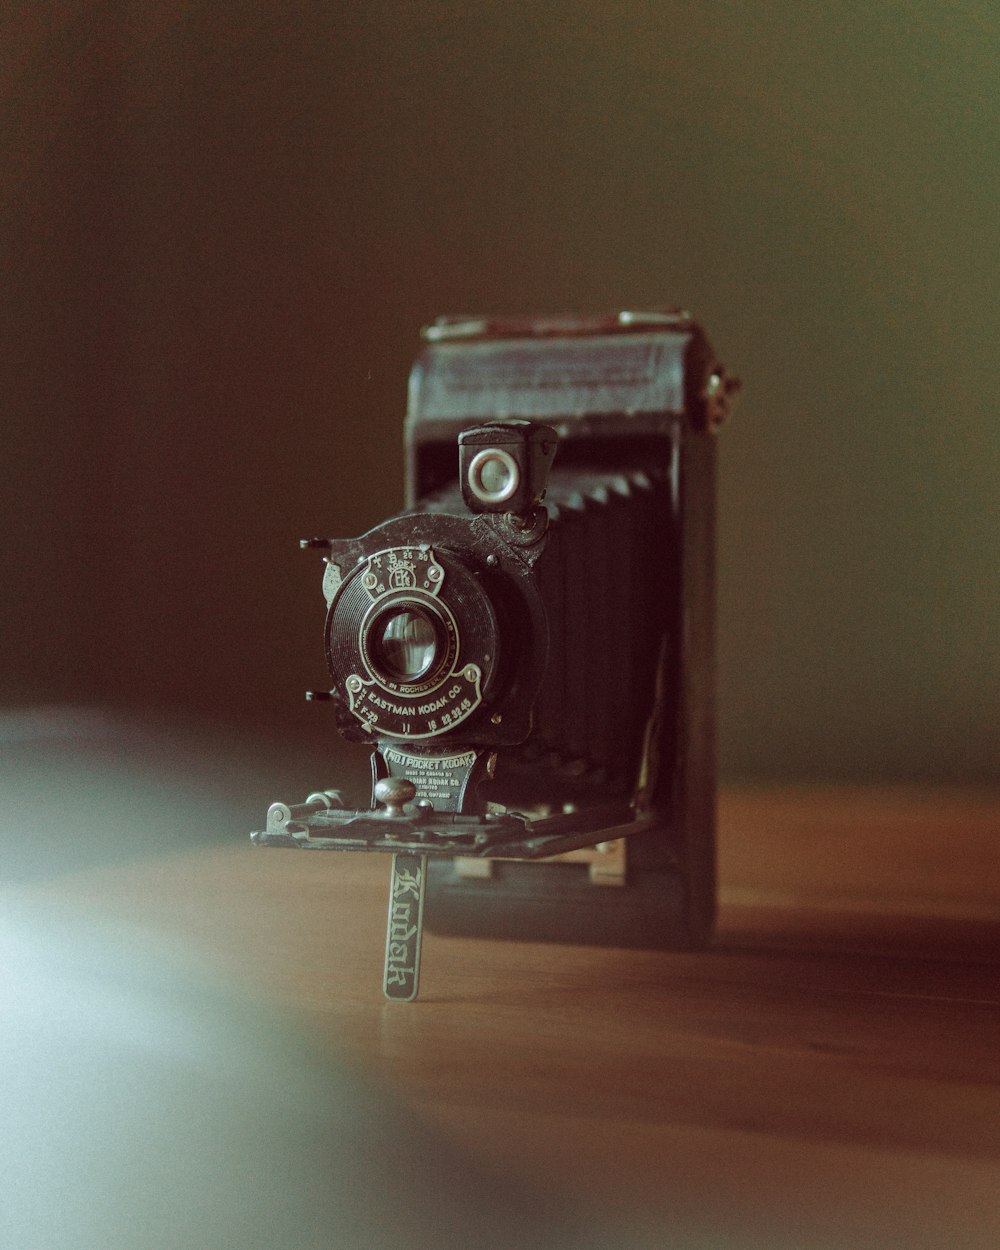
[{"left": 9, "top": 786, "right": 1000, "bottom": 1248}]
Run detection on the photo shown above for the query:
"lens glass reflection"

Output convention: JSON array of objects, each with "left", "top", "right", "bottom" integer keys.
[
  {"left": 375, "top": 608, "right": 438, "bottom": 682},
  {"left": 478, "top": 455, "right": 514, "bottom": 496}
]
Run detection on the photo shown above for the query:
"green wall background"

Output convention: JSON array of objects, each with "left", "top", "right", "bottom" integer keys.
[{"left": 4, "top": 1, "right": 998, "bottom": 781}]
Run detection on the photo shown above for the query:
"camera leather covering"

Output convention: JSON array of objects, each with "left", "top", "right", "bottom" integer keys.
[{"left": 405, "top": 314, "right": 727, "bottom": 951}]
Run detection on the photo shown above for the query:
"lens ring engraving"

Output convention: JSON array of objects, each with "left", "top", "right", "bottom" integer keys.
[{"left": 346, "top": 664, "right": 484, "bottom": 741}]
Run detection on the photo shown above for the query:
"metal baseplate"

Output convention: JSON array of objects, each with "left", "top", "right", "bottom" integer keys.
[
  {"left": 251, "top": 789, "right": 646, "bottom": 861},
  {"left": 252, "top": 783, "right": 652, "bottom": 1002}
]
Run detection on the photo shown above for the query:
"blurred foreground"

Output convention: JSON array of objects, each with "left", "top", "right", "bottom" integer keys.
[{"left": 2, "top": 710, "right": 998, "bottom": 1248}]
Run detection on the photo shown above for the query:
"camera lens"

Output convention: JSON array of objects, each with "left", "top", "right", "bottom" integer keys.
[
  {"left": 468, "top": 448, "right": 520, "bottom": 505},
  {"left": 372, "top": 606, "right": 439, "bottom": 683}
]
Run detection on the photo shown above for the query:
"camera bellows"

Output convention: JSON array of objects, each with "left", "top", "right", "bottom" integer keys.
[{"left": 505, "top": 466, "right": 671, "bottom": 803}]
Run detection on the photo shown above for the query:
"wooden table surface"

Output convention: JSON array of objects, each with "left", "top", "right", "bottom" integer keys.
[{"left": 9, "top": 783, "right": 1000, "bottom": 1248}]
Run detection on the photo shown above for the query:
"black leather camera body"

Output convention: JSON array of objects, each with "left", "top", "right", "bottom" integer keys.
[{"left": 255, "top": 311, "right": 737, "bottom": 999}]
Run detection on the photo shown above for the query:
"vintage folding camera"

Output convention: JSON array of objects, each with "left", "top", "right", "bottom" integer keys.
[{"left": 254, "top": 311, "right": 738, "bottom": 999}]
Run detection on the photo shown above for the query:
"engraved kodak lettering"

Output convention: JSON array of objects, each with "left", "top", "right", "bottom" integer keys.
[
  {"left": 390, "top": 900, "right": 417, "bottom": 944},
  {"left": 385, "top": 967, "right": 414, "bottom": 986},
  {"left": 392, "top": 864, "right": 422, "bottom": 900}
]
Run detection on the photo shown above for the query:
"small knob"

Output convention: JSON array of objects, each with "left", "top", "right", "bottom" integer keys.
[{"left": 374, "top": 777, "right": 417, "bottom": 818}]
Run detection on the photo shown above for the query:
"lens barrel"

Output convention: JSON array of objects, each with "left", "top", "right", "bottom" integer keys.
[
  {"left": 369, "top": 604, "right": 441, "bottom": 684},
  {"left": 324, "top": 540, "right": 509, "bottom": 741}
]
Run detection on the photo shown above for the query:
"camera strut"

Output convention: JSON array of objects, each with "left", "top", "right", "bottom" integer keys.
[{"left": 252, "top": 757, "right": 651, "bottom": 1000}]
